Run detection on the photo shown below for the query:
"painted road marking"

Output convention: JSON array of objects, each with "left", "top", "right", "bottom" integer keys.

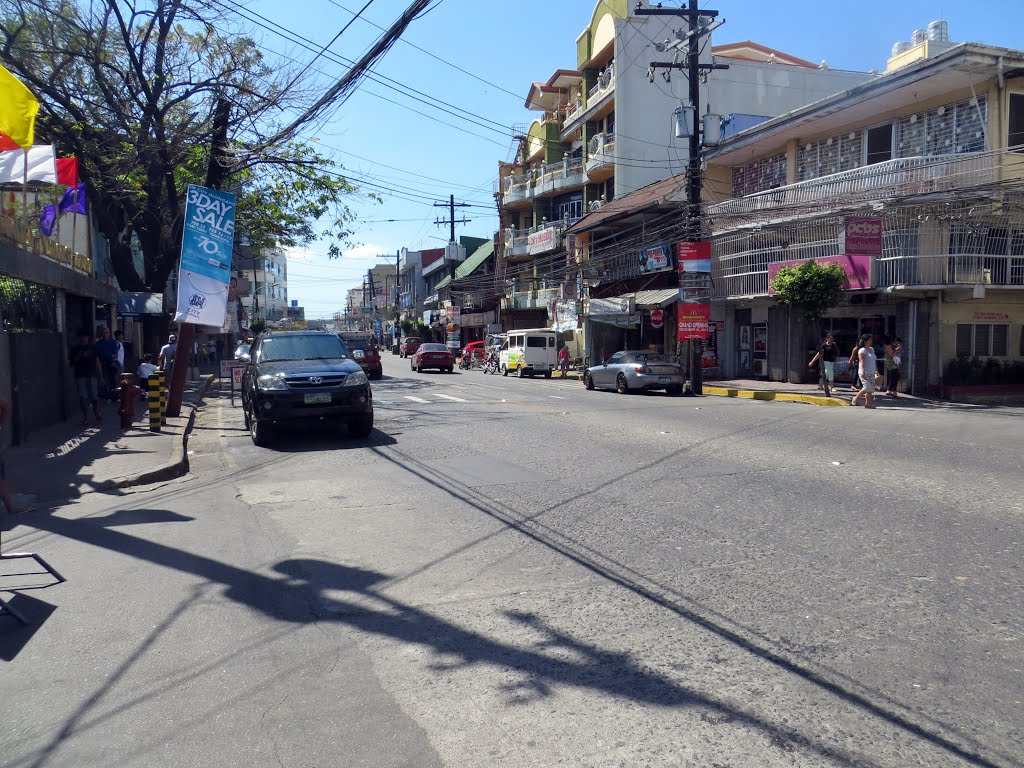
[
  {"left": 549, "top": 395, "right": 565, "bottom": 399},
  {"left": 434, "top": 394, "right": 468, "bottom": 402},
  {"left": 404, "top": 396, "right": 430, "bottom": 403}
]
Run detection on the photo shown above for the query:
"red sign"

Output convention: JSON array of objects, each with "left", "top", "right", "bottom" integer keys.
[
  {"left": 842, "top": 216, "right": 883, "bottom": 256},
  {"left": 677, "top": 303, "right": 711, "bottom": 340},
  {"left": 650, "top": 309, "right": 664, "bottom": 328}
]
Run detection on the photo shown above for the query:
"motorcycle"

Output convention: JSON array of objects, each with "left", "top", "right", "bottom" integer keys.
[{"left": 482, "top": 351, "right": 499, "bottom": 375}]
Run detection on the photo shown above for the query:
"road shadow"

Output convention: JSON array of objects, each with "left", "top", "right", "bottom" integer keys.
[
  {"left": 254, "top": 423, "right": 398, "bottom": 453},
  {"left": 0, "top": 592, "right": 57, "bottom": 661}
]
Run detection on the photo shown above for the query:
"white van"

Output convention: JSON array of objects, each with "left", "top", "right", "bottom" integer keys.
[{"left": 499, "top": 328, "right": 558, "bottom": 378}]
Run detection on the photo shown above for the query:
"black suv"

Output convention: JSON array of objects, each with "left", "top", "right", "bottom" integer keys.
[{"left": 241, "top": 331, "right": 373, "bottom": 446}]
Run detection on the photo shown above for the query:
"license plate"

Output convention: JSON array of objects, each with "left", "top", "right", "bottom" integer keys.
[
  {"left": 658, "top": 376, "right": 672, "bottom": 383},
  {"left": 304, "top": 393, "right": 331, "bottom": 404}
]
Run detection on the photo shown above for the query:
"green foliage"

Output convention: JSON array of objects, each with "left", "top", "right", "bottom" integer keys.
[
  {"left": 943, "top": 356, "right": 1024, "bottom": 386},
  {"left": 0, "top": 0, "right": 370, "bottom": 291},
  {"left": 769, "top": 260, "right": 848, "bottom": 321}
]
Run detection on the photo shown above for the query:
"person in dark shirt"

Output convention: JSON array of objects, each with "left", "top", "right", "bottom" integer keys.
[
  {"left": 70, "top": 331, "right": 103, "bottom": 425},
  {"left": 94, "top": 327, "right": 120, "bottom": 398},
  {"left": 808, "top": 333, "right": 840, "bottom": 395}
]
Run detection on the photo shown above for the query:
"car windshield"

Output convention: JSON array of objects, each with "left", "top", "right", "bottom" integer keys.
[
  {"left": 420, "top": 343, "right": 448, "bottom": 352},
  {"left": 258, "top": 335, "right": 347, "bottom": 362},
  {"left": 344, "top": 338, "right": 373, "bottom": 351},
  {"left": 405, "top": 337, "right": 421, "bottom": 344}
]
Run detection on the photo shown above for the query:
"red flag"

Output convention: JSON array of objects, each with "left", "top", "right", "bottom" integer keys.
[{"left": 56, "top": 156, "right": 77, "bottom": 187}]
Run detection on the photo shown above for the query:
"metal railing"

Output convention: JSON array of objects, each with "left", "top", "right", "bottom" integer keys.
[
  {"left": 878, "top": 253, "right": 1024, "bottom": 287},
  {"left": 504, "top": 227, "right": 531, "bottom": 257},
  {"left": 586, "top": 133, "right": 615, "bottom": 172},
  {"left": 709, "top": 152, "right": 998, "bottom": 229},
  {"left": 536, "top": 157, "right": 585, "bottom": 196}
]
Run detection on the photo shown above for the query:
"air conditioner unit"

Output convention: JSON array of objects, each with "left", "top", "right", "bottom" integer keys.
[{"left": 753, "top": 359, "right": 768, "bottom": 377}]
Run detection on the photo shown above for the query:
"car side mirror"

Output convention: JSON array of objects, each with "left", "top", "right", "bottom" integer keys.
[{"left": 239, "top": 352, "right": 251, "bottom": 363}]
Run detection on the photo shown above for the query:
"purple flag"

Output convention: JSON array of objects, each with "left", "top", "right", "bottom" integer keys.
[
  {"left": 39, "top": 203, "right": 57, "bottom": 236},
  {"left": 58, "top": 182, "right": 87, "bottom": 215}
]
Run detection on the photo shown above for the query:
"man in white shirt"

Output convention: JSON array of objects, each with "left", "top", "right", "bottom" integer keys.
[{"left": 158, "top": 334, "right": 177, "bottom": 371}]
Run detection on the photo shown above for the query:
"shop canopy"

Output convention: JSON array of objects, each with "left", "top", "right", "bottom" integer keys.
[{"left": 597, "top": 288, "right": 677, "bottom": 309}]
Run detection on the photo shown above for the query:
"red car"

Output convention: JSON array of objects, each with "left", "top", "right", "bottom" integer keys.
[
  {"left": 400, "top": 336, "right": 422, "bottom": 358},
  {"left": 461, "top": 340, "right": 485, "bottom": 360},
  {"left": 410, "top": 343, "right": 454, "bottom": 373},
  {"left": 339, "top": 335, "right": 382, "bottom": 380}
]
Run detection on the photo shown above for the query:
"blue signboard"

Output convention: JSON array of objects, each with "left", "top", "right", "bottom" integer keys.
[{"left": 174, "top": 185, "right": 237, "bottom": 326}]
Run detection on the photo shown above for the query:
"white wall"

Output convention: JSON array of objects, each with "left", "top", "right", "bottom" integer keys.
[{"left": 612, "top": 16, "right": 872, "bottom": 196}]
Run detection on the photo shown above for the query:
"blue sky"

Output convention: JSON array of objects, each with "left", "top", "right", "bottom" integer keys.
[{"left": 244, "top": 0, "right": 1024, "bottom": 319}]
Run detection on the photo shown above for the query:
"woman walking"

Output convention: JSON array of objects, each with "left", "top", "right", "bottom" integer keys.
[
  {"left": 885, "top": 336, "right": 903, "bottom": 396},
  {"left": 851, "top": 334, "right": 878, "bottom": 409},
  {"left": 808, "top": 333, "right": 839, "bottom": 397}
]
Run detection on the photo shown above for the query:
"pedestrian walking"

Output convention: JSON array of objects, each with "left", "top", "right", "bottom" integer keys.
[
  {"left": 137, "top": 353, "right": 158, "bottom": 395},
  {"left": 851, "top": 333, "right": 878, "bottom": 408},
  {"left": 847, "top": 338, "right": 863, "bottom": 390},
  {"left": 0, "top": 395, "right": 34, "bottom": 515},
  {"left": 886, "top": 337, "right": 903, "bottom": 397},
  {"left": 94, "top": 326, "right": 120, "bottom": 399},
  {"left": 69, "top": 330, "right": 103, "bottom": 425},
  {"left": 808, "top": 333, "right": 839, "bottom": 396},
  {"left": 558, "top": 344, "right": 571, "bottom": 377},
  {"left": 158, "top": 334, "right": 177, "bottom": 371}
]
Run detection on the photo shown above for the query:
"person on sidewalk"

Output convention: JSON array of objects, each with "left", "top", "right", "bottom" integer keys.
[
  {"left": 158, "top": 334, "right": 177, "bottom": 371},
  {"left": 0, "top": 395, "right": 33, "bottom": 515},
  {"left": 137, "top": 353, "right": 158, "bottom": 395},
  {"left": 558, "top": 344, "right": 570, "bottom": 377},
  {"left": 94, "top": 326, "right": 120, "bottom": 400},
  {"left": 886, "top": 337, "right": 903, "bottom": 397},
  {"left": 851, "top": 333, "right": 878, "bottom": 409},
  {"left": 808, "top": 333, "right": 839, "bottom": 395},
  {"left": 70, "top": 330, "right": 103, "bottom": 425},
  {"left": 847, "top": 338, "right": 864, "bottom": 391}
]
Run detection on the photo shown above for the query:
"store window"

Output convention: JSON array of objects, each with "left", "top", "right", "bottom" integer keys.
[{"left": 955, "top": 323, "right": 1009, "bottom": 357}]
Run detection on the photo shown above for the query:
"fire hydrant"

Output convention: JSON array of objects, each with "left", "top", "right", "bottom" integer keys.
[{"left": 114, "top": 372, "right": 142, "bottom": 430}]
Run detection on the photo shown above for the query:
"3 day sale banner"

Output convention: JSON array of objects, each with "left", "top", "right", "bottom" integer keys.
[{"left": 174, "top": 185, "right": 236, "bottom": 326}]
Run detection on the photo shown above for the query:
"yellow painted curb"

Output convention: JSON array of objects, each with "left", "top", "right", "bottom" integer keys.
[{"left": 703, "top": 385, "right": 849, "bottom": 406}]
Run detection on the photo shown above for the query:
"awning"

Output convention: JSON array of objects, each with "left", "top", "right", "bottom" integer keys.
[
  {"left": 631, "top": 288, "right": 678, "bottom": 308},
  {"left": 117, "top": 292, "right": 164, "bottom": 317}
]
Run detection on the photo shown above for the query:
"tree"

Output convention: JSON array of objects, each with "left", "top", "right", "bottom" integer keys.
[
  {"left": 769, "top": 260, "right": 848, "bottom": 321},
  {"left": 0, "top": 0, "right": 427, "bottom": 293}
]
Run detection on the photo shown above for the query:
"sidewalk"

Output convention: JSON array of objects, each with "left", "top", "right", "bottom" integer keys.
[{"left": 3, "top": 375, "right": 214, "bottom": 508}]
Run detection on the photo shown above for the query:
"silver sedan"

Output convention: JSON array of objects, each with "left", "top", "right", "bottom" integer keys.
[{"left": 583, "top": 350, "right": 685, "bottom": 395}]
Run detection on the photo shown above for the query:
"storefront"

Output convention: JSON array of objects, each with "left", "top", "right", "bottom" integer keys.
[{"left": 585, "top": 289, "right": 677, "bottom": 363}]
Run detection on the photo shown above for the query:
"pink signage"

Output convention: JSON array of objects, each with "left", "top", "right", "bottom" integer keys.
[
  {"left": 767, "top": 254, "right": 873, "bottom": 295},
  {"left": 843, "top": 216, "right": 883, "bottom": 256}
]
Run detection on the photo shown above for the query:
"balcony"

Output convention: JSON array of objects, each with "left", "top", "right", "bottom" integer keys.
[
  {"left": 561, "top": 65, "right": 615, "bottom": 137},
  {"left": 878, "top": 253, "right": 1024, "bottom": 288},
  {"left": 503, "top": 227, "right": 531, "bottom": 259},
  {"left": 535, "top": 157, "right": 586, "bottom": 197},
  {"left": 502, "top": 171, "right": 534, "bottom": 207},
  {"left": 709, "top": 153, "right": 998, "bottom": 230},
  {"left": 501, "top": 286, "right": 562, "bottom": 310},
  {"left": 585, "top": 133, "right": 615, "bottom": 180}
]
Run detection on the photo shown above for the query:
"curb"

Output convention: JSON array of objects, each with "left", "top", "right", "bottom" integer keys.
[
  {"left": 98, "top": 374, "right": 217, "bottom": 491},
  {"left": 702, "top": 385, "right": 849, "bottom": 407}
]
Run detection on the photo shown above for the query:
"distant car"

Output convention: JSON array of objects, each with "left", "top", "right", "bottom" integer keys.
[
  {"left": 461, "top": 341, "right": 485, "bottom": 360},
  {"left": 583, "top": 351, "right": 684, "bottom": 395},
  {"left": 338, "top": 334, "right": 382, "bottom": 380},
  {"left": 400, "top": 336, "right": 422, "bottom": 358},
  {"left": 240, "top": 330, "right": 373, "bottom": 446},
  {"left": 410, "top": 343, "right": 454, "bottom": 373}
]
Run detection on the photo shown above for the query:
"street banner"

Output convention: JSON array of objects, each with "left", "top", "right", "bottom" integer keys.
[
  {"left": 677, "top": 302, "right": 711, "bottom": 341},
  {"left": 639, "top": 242, "right": 672, "bottom": 274},
  {"left": 174, "top": 184, "right": 236, "bottom": 326}
]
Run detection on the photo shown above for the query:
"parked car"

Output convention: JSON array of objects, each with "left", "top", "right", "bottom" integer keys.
[
  {"left": 338, "top": 333, "right": 382, "bottom": 380},
  {"left": 461, "top": 340, "right": 485, "bottom": 361},
  {"left": 410, "top": 342, "right": 455, "bottom": 373},
  {"left": 241, "top": 330, "right": 373, "bottom": 446},
  {"left": 583, "top": 351, "right": 684, "bottom": 395},
  {"left": 400, "top": 336, "right": 422, "bottom": 358}
]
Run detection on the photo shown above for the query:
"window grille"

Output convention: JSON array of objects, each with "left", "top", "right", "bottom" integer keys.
[{"left": 731, "top": 152, "right": 786, "bottom": 197}]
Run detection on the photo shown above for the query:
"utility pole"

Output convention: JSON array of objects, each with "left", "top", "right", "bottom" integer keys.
[
  {"left": 434, "top": 194, "right": 472, "bottom": 279},
  {"left": 639, "top": 0, "right": 725, "bottom": 396}
]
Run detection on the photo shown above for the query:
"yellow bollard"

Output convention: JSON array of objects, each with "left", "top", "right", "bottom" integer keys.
[
  {"left": 148, "top": 375, "right": 161, "bottom": 432},
  {"left": 158, "top": 370, "right": 167, "bottom": 426}
]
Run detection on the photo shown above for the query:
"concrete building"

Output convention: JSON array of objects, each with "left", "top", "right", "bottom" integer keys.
[
  {"left": 495, "top": 0, "right": 872, "bottom": 349},
  {"left": 704, "top": 29, "right": 1024, "bottom": 393},
  {"left": 238, "top": 246, "right": 288, "bottom": 325}
]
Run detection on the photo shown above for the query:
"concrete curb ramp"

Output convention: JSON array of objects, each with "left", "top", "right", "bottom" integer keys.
[
  {"left": 703, "top": 385, "right": 849, "bottom": 407},
  {"left": 96, "top": 374, "right": 217, "bottom": 491}
]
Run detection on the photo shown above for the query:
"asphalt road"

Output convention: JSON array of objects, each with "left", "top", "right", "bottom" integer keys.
[{"left": 2, "top": 352, "right": 1023, "bottom": 768}]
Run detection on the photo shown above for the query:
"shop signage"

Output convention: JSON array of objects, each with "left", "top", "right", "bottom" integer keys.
[
  {"left": 972, "top": 311, "right": 1010, "bottom": 321},
  {"left": 552, "top": 299, "right": 580, "bottom": 332},
  {"left": 676, "top": 241, "right": 712, "bottom": 272},
  {"left": 589, "top": 296, "right": 634, "bottom": 315},
  {"left": 767, "top": 254, "right": 873, "bottom": 294},
  {"left": 527, "top": 226, "right": 557, "bottom": 255},
  {"left": 841, "top": 216, "right": 883, "bottom": 256},
  {"left": 677, "top": 303, "right": 711, "bottom": 340},
  {"left": 650, "top": 308, "right": 664, "bottom": 328},
  {"left": 639, "top": 242, "right": 673, "bottom": 274},
  {"left": 447, "top": 305, "right": 461, "bottom": 326}
]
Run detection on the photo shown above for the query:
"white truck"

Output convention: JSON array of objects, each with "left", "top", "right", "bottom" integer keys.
[{"left": 499, "top": 328, "right": 558, "bottom": 378}]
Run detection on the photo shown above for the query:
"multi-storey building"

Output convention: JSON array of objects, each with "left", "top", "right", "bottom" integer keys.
[
  {"left": 704, "top": 29, "right": 1024, "bottom": 393},
  {"left": 238, "top": 245, "right": 288, "bottom": 324},
  {"left": 495, "top": 0, "right": 872, "bottom": 343}
]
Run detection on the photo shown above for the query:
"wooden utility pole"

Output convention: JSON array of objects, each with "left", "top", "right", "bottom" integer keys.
[{"left": 434, "top": 194, "right": 472, "bottom": 279}]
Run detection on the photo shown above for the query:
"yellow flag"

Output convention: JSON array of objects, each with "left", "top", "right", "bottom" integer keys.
[{"left": 0, "top": 65, "right": 39, "bottom": 150}]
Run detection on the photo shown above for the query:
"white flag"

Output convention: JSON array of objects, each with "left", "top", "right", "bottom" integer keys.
[{"left": 0, "top": 145, "right": 57, "bottom": 184}]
